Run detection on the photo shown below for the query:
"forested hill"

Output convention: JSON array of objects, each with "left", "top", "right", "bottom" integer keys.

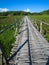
[
  {"left": 0, "top": 9, "right": 49, "bottom": 16},
  {"left": 0, "top": 11, "right": 31, "bottom": 16},
  {"left": 31, "top": 9, "right": 49, "bottom": 15},
  {"left": 40, "top": 9, "right": 49, "bottom": 14}
]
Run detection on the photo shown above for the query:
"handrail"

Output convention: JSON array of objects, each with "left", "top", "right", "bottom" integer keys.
[
  {"left": 34, "top": 19, "right": 49, "bottom": 26},
  {"left": 38, "top": 20, "right": 49, "bottom": 26},
  {"left": 0, "top": 19, "right": 24, "bottom": 65},
  {"left": 0, "top": 22, "right": 17, "bottom": 34},
  {"left": 8, "top": 19, "right": 32, "bottom": 65},
  {"left": 42, "top": 22, "right": 49, "bottom": 26},
  {"left": 0, "top": 22, "right": 17, "bottom": 65},
  {"left": 0, "top": 19, "right": 31, "bottom": 65}
]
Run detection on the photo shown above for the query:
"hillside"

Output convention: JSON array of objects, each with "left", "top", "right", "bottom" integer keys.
[
  {"left": 40, "top": 9, "right": 49, "bottom": 14},
  {"left": 31, "top": 9, "right": 49, "bottom": 15},
  {"left": 0, "top": 11, "right": 31, "bottom": 16},
  {"left": 0, "top": 9, "right": 49, "bottom": 16}
]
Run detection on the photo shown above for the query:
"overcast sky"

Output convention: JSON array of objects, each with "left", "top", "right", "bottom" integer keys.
[{"left": 0, "top": 0, "right": 49, "bottom": 12}]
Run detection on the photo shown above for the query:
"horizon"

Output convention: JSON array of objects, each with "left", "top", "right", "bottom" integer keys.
[
  {"left": 0, "top": 0, "right": 49, "bottom": 12},
  {"left": 0, "top": 9, "right": 49, "bottom": 13}
]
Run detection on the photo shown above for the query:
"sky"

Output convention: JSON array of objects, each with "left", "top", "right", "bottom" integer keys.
[{"left": 0, "top": 0, "right": 49, "bottom": 12}]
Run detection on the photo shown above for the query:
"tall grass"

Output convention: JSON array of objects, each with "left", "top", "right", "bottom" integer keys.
[
  {"left": 0, "top": 15, "right": 22, "bottom": 57},
  {"left": 29, "top": 15, "right": 49, "bottom": 42}
]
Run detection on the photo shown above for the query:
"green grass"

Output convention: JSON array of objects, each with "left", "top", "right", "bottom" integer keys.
[
  {"left": 0, "top": 15, "right": 22, "bottom": 30},
  {"left": 0, "top": 15, "right": 22, "bottom": 57},
  {"left": 0, "top": 29, "right": 15, "bottom": 57},
  {"left": 29, "top": 15, "right": 49, "bottom": 42}
]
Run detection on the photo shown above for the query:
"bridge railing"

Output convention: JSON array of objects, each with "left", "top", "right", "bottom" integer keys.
[
  {"left": 32, "top": 19, "right": 49, "bottom": 33},
  {"left": 0, "top": 18, "right": 32, "bottom": 65},
  {"left": 40, "top": 21, "right": 49, "bottom": 34},
  {"left": 0, "top": 22, "right": 17, "bottom": 65},
  {"left": 0, "top": 22, "right": 17, "bottom": 34},
  {"left": 7, "top": 19, "right": 32, "bottom": 65},
  {"left": 0, "top": 20, "right": 24, "bottom": 65}
]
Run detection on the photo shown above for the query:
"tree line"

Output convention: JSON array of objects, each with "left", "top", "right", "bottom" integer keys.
[{"left": 0, "top": 9, "right": 49, "bottom": 16}]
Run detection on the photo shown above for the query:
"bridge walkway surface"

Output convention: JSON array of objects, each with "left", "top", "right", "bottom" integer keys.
[{"left": 9, "top": 16, "right": 49, "bottom": 65}]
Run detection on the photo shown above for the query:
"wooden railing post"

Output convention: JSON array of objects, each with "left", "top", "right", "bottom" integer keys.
[
  {"left": 0, "top": 40, "right": 9, "bottom": 65},
  {"left": 40, "top": 22, "right": 42, "bottom": 34},
  {"left": 0, "top": 49, "right": 2, "bottom": 65}
]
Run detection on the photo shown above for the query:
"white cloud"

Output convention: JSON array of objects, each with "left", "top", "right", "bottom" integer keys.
[
  {"left": 24, "top": 8, "right": 30, "bottom": 12},
  {"left": 0, "top": 8, "right": 9, "bottom": 12}
]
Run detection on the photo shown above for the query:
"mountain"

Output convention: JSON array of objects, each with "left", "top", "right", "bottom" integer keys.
[
  {"left": 0, "top": 11, "right": 31, "bottom": 16},
  {"left": 0, "top": 9, "right": 49, "bottom": 16},
  {"left": 40, "top": 9, "right": 49, "bottom": 15}
]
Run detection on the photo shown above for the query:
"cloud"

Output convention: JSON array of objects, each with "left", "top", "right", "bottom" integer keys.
[
  {"left": 24, "top": 8, "right": 30, "bottom": 12},
  {"left": 0, "top": 8, "right": 9, "bottom": 12}
]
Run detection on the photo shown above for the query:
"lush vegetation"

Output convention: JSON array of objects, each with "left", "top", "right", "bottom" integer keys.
[
  {"left": 29, "top": 15, "right": 49, "bottom": 42},
  {"left": 0, "top": 11, "right": 31, "bottom": 16},
  {"left": 0, "top": 9, "right": 49, "bottom": 58},
  {"left": 0, "top": 15, "right": 22, "bottom": 57}
]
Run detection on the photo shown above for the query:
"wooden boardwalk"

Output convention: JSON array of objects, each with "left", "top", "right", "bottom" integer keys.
[{"left": 9, "top": 16, "right": 49, "bottom": 65}]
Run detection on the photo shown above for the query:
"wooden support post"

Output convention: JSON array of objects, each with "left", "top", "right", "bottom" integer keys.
[
  {"left": 36, "top": 23, "right": 38, "bottom": 30},
  {"left": 0, "top": 49, "right": 2, "bottom": 65},
  {"left": 40, "top": 22, "right": 42, "bottom": 34},
  {"left": 0, "top": 40, "right": 9, "bottom": 65},
  {"left": 35, "top": 20, "right": 38, "bottom": 30}
]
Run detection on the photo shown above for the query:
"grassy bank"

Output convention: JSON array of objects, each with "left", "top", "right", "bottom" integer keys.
[
  {"left": 29, "top": 15, "right": 49, "bottom": 42},
  {"left": 0, "top": 15, "right": 22, "bottom": 57}
]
